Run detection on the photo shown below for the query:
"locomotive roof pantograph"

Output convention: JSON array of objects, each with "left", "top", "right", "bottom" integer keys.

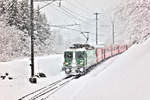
[{"left": 70, "top": 44, "right": 95, "bottom": 50}]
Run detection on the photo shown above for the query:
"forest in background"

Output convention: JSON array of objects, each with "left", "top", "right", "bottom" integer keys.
[
  {"left": 1, "top": 0, "right": 150, "bottom": 61},
  {"left": 114, "top": 0, "right": 150, "bottom": 44},
  {"left": 0, "top": 0, "right": 58, "bottom": 61}
]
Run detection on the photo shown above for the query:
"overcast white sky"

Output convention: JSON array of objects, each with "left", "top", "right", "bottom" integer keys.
[
  {"left": 78, "top": 0, "right": 121, "bottom": 11},
  {"left": 35, "top": 0, "right": 123, "bottom": 45}
]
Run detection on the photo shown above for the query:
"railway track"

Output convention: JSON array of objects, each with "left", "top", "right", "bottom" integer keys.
[
  {"left": 18, "top": 75, "right": 76, "bottom": 100},
  {"left": 18, "top": 54, "right": 120, "bottom": 100}
]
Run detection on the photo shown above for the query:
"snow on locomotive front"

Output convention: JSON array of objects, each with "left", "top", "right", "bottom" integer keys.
[{"left": 62, "top": 44, "right": 97, "bottom": 75}]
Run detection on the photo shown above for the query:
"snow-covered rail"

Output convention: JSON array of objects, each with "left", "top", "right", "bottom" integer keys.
[
  {"left": 18, "top": 75, "right": 75, "bottom": 100},
  {"left": 18, "top": 50, "right": 125, "bottom": 100}
]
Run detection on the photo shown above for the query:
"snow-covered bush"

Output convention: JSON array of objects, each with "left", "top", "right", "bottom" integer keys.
[{"left": 0, "top": 21, "right": 30, "bottom": 61}]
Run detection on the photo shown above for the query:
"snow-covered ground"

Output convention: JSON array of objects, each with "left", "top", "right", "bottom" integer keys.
[
  {"left": 0, "top": 54, "right": 66, "bottom": 100},
  {"left": 48, "top": 39, "right": 150, "bottom": 100},
  {"left": 1, "top": 38, "right": 150, "bottom": 100}
]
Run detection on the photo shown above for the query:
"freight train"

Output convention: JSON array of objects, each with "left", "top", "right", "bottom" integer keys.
[{"left": 62, "top": 44, "right": 129, "bottom": 75}]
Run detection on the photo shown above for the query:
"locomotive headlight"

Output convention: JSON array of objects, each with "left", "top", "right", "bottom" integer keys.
[
  {"left": 66, "top": 62, "right": 69, "bottom": 65},
  {"left": 66, "top": 68, "right": 70, "bottom": 72},
  {"left": 65, "top": 68, "right": 71, "bottom": 74},
  {"left": 79, "top": 60, "right": 83, "bottom": 65},
  {"left": 79, "top": 67, "right": 84, "bottom": 72},
  {"left": 64, "top": 62, "right": 69, "bottom": 66},
  {"left": 80, "top": 61, "right": 83, "bottom": 65}
]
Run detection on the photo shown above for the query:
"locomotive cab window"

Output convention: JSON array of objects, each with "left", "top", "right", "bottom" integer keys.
[
  {"left": 64, "top": 52, "right": 73, "bottom": 59},
  {"left": 75, "top": 51, "right": 85, "bottom": 59}
]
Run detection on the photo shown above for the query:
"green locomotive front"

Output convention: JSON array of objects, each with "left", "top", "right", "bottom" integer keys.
[{"left": 62, "top": 44, "right": 97, "bottom": 75}]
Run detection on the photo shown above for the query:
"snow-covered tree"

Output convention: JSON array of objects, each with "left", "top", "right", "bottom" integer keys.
[
  {"left": 0, "top": 0, "right": 6, "bottom": 15},
  {"left": 4, "top": 0, "right": 19, "bottom": 26},
  {"left": 0, "top": 0, "right": 57, "bottom": 61},
  {"left": 17, "top": 0, "right": 29, "bottom": 32},
  {"left": 33, "top": 5, "right": 55, "bottom": 55},
  {"left": 0, "top": 21, "right": 30, "bottom": 61},
  {"left": 53, "top": 30, "right": 65, "bottom": 53},
  {"left": 114, "top": 0, "right": 150, "bottom": 43}
]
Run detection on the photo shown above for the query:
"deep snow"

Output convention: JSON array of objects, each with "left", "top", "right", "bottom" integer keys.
[
  {"left": 0, "top": 38, "right": 150, "bottom": 100},
  {"left": 0, "top": 55, "right": 66, "bottom": 100},
  {"left": 47, "top": 39, "right": 150, "bottom": 100}
]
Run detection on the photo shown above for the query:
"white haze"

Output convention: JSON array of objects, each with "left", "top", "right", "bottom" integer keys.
[{"left": 34, "top": 0, "right": 123, "bottom": 45}]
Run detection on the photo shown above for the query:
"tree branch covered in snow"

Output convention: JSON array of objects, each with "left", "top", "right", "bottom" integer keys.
[
  {"left": 0, "top": 21, "right": 30, "bottom": 61},
  {"left": 114, "top": 0, "right": 150, "bottom": 43},
  {"left": 0, "top": 0, "right": 57, "bottom": 62}
]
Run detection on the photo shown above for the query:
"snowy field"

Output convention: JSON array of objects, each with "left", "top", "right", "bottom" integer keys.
[
  {"left": 0, "top": 55, "right": 66, "bottom": 100},
  {"left": 1, "top": 38, "right": 150, "bottom": 100}
]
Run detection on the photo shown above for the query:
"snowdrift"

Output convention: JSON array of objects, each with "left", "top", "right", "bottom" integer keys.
[
  {"left": 47, "top": 39, "right": 150, "bottom": 100},
  {"left": 1, "top": 38, "right": 150, "bottom": 100},
  {"left": 0, "top": 55, "right": 64, "bottom": 100}
]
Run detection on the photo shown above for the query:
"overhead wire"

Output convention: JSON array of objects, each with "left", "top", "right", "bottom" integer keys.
[
  {"left": 52, "top": 3, "right": 93, "bottom": 25},
  {"left": 37, "top": 0, "right": 95, "bottom": 42},
  {"left": 49, "top": 23, "right": 80, "bottom": 27},
  {"left": 50, "top": 4, "right": 103, "bottom": 43},
  {"left": 65, "top": 0, "right": 92, "bottom": 15},
  {"left": 38, "top": 1, "right": 55, "bottom": 11},
  {"left": 50, "top": 4, "right": 79, "bottom": 24},
  {"left": 62, "top": 1, "right": 93, "bottom": 21},
  {"left": 37, "top": 1, "right": 83, "bottom": 35},
  {"left": 52, "top": 26, "right": 82, "bottom": 32},
  {"left": 38, "top": 1, "right": 95, "bottom": 27},
  {"left": 73, "top": 0, "right": 93, "bottom": 13},
  {"left": 61, "top": 5, "right": 92, "bottom": 21},
  {"left": 49, "top": 23, "right": 87, "bottom": 33}
]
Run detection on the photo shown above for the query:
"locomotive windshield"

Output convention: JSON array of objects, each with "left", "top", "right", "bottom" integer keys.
[
  {"left": 75, "top": 51, "right": 85, "bottom": 59},
  {"left": 64, "top": 51, "right": 73, "bottom": 59}
]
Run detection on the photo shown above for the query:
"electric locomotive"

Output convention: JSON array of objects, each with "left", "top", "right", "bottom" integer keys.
[
  {"left": 62, "top": 44, "right": 97, "bottom": 75},
  {"left": 62, "top": 43, "right": 129, "bottom": 75}
]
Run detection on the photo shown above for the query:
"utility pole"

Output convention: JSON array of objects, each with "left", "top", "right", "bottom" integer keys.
[
  {"left": 29, "top": 0, "right": 36, "bottom": 83},
  {"left": 94, "top": 13, "right": 100, "bottom": 45},
  {"left": 112, "top": 21, "right": 115, "bottom": 44},
  {"left": 29, "top": 0, "right": 62, "bottom": 84},
  {"left": 59, "top": 0, "right": 62, "bottom": 7}
]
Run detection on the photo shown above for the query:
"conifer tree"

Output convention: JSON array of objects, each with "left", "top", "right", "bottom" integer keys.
[{"left": 5, "top": 0, "right": 19, "bottom": 26}]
